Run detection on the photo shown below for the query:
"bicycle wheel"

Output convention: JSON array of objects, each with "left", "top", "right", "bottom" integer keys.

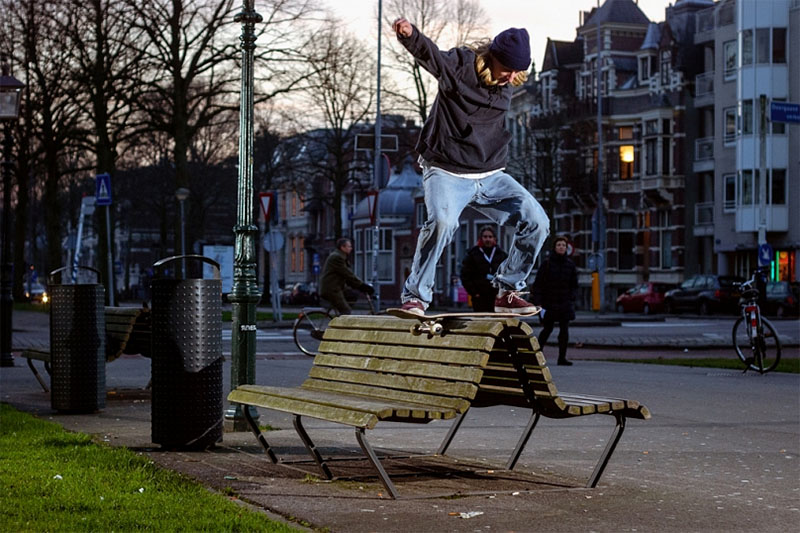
[
  {"left": 732, "top": 316, "right": 782, "bottom": 373},
  {"left": 293, "top": 309, "right": 334, "bottom": 357}
]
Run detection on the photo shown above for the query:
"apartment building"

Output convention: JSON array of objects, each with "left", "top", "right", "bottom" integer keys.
[{"left": 694, "top": 0, "right": 799, "bottom": 282}]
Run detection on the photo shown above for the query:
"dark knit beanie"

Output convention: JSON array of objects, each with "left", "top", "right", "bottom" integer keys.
[{"left": 489, "top": 28, "right": 531, "bottom": 71}]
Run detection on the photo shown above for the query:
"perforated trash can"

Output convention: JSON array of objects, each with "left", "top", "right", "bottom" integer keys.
[
  {"left": 48, "top": 266, "right": 106, "bottom": 413},
  {"left": 150, "top": 255, "right": 223, "bottom": 449}
]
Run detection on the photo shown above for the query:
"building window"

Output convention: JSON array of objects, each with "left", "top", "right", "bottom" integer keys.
[
  {"left": 298, "top": 237, "right": 304, "bottom": 272},
  {"left": 645, "top": 119, "right": 658, "bottom": 135},
  {"left": 723, "top": 40, "right": 737, "bottom": 79},
  {"left": 639, "top": 56, "right": 649, "bottom": 81},
  {"left": 290, "top": 237, "right": 298, "bottom": 272},
  {"left": 755, "top": 28, "right": 770, "bottom": 64},
  {"left": 617, "top": 214, "right": 635, "bottom": 270},
  {"left": 645, "top": 138, "right": 657, "bottom": 175},
  {"left": 415, "top": 203, "right": 426, "bottom": 227},
  {"left": 659, "top": 211, "right": 672, "bottom": 269},
  {"left": 359, "top": 228, "right": 394, "bottom": 283},
  {"left": 739, "top": 170, "right": 759, "bottom": 205},
  {"left": 619, "top": 145, "right": 634, "bottom": 180},
  {"left": 772, "top": 98, "right": 786, "bottom": 134},
  {"left": 724, "top": 174, "right": 736, "bottom": 212},
  {"left": 661, "top": 137, "right": 670, "bottom": 176},
  {"left": 660, "top": 50, "right": 670, "bottom": 85},
  {"left": 740, "top": 99, "right": 753, "bottom": 135},
  {"left": 742, "top": 29, "right": 753, "bottom": 64},
  {"left": 724, "top": 107, "right": 737, "bottom": 144},
  {"left": 771, "top": 169, "right": 786, "bottom": 205},
  {"left": 773, "top": 28, "right": 786, "bottom": 63}
]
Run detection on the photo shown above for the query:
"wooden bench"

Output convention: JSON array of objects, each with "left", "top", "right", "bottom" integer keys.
[
  {"left": 228, "top": 314, "right": 501, "bottom": 499},
  {"left": 22, "top": 306, "right": 151, "bottom": 392},
  {"left": 436, "top": 318, "right": 651, "bottom": 488}
]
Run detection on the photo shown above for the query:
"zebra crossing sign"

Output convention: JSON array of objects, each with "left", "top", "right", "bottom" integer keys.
[{"left": 95, "top": 173, "right": 112, "bottom": 206}]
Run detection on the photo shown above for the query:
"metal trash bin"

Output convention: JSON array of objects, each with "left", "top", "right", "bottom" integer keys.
[
  {"left": 48, "top": 266, "right": 105, "bottom": 413},
  {"left": 150, "top": 255, "right": 223, "bottom": 449}
]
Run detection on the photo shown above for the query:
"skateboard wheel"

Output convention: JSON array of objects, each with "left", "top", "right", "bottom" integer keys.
[{"left": 431, "top": 323, "right": 444, "bottom": 335}]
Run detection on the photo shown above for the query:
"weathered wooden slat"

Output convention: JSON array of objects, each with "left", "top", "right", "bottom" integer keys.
[
  {"left": 232, "top": 384, "right": 456, "bottom": 421},
  {"left": 321, "top": 328, "right": 496, "bottom": 352},
  {"left": 328, "top": 315, "right": 508, "bottom": 337},
  {"left": 312, "top": 354, "right": 484, "bottom": 383},
  {"left": 308, "top": 366, "right": 479, "bottom": 399},
  {"left": 228, "top": 388, "right": 380, "bottom": 429},
  {"left": 301, "top": 378, "right": 470, "bottom": 412},
  {"left": 560, "top": 393, "right": 625, "bottom": 412},
  {"left": 318, "top": 341, "right": 489, "bottom": 366}
]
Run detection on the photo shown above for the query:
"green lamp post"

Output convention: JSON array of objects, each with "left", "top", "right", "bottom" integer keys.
[{"left": 224, "top": 0, "right": 262, "bottom": 431}]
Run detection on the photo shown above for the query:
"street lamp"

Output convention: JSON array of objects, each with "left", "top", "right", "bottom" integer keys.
[
  {"left": 1, "top": 59, "right": 25, "bottom": 367},
  {"left": 175, "top": 187, "right": 190, "bottom": 277},
  {"left": 225, "top": 0, "right": 262, "bottom": 432}
]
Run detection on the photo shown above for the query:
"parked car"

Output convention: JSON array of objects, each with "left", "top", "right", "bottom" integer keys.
[
  {"left": 763, "top": 281, "right": 800, "bottom": 317},
  {"left": 664, "top": 274, "right": 744, "bottom": 315},
  {"left": 24, "top": 282, "right": 49, "bottom": 304},
  {"left": 615, "top": 282, "right": 674, "bottom": 314},
  {"left": 281, "top": 282, "right": 319, "bottom": 305}
]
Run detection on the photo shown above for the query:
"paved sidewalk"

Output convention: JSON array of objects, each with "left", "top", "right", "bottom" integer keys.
[{"left": 3, "top": 310, "right": 799, "bottom": 532}]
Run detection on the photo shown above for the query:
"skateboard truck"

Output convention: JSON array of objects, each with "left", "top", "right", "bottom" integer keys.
[{"left": 411, "top": 320, "right": 445, "bottom": 336}]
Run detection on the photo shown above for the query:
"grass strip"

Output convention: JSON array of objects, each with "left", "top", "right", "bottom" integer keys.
[
  {"left": 599, "top": 357, "right": 799, "bottom": 373},
  {"left": 0, "top": 403, "right": 299, "bottom": 532}
]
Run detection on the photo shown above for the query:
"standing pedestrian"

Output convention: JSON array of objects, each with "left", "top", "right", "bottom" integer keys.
[
  {"left": 531, "top": 236, "right": 578, "bottom": 366},
  {"left": 460, "top": 226, "right": 508, "bottom": 312},
  {"left": 392, "top": 17, "right": 549, "bottom": 316},
  {"left": 319, "top": 238, "right": 374, "bottom": 315}
]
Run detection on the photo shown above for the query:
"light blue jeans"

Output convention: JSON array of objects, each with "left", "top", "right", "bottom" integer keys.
[{"left": 402, "top": 167, "right": 549, "bottom": 306}]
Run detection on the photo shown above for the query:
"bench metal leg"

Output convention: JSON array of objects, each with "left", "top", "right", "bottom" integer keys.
[
  {"left": 506, "top": 411, "right": 541, "bottom": 470},
  {"left": 293, "top": 415, "right": 333, "bottom": 480},
  {"left": 436, "top": 408, "right": 469, "bottom": 456},
  {"left": 355, "top": 427, "right": 399, "bottom": 499},
  {"left": 587, "top": 413, "right": 626, "bottom": 488},
  {"left": 242, "top": 406, "right": 278, "bottom": 463},
  {"left": 26, "top": 358, "right": 50, "bottom": 393}
]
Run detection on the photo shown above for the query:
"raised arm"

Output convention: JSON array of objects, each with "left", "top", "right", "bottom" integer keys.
[{"left": 391, "top": 16, "right": 467, "bottom": 89}]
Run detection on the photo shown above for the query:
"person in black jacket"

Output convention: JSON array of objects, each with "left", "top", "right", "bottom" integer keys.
[
  {"left": 392, "top": 17, "right": 549, "bottom": 316},
  {"left": 460, "top": 226, "right": 508, "bottom": 312},
  {"left": 532, "top": 236, "right": 578, "bottom": 366}
]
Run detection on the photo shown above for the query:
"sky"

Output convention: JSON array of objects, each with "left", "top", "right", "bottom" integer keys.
[{"left": 328, "top": 0, "right": 676, "bottom": 71}]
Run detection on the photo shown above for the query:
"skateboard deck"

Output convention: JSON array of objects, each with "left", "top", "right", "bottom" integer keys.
[{"left": 387, "top": 307, "right": 540, "bottom": 335}]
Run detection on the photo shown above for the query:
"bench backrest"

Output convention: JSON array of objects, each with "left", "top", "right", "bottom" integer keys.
[
  {"left": 308, "top": 315, "right": 502, "bottom": 414},
  {"left": 105, "top": 307, "right": 151, "bottom": 361},
  {"left": 472, "top": 320, "right": 565, "bottom": 414}
]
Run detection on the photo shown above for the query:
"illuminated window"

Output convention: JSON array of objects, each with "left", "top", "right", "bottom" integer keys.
[{"left": 619, "top": 145, "right": 634, "bottom": 180}]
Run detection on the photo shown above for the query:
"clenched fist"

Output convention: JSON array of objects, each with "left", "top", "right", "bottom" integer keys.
[{"left": 392, "top": 17, "right": 412, "bottom": 38}]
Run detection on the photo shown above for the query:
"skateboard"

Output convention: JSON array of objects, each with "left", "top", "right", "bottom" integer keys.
[{"left": 387, "top": 307, "right": 541, "bottom": 336}]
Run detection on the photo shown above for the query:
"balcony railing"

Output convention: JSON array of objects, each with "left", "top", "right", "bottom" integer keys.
[
  {"left": 695, "top": 72, "right": 714, "bottom": 98},
  {"left": 695, "top": 202, "right": 714, "bottom": 226},
  {"left": 695, "top": 137, "right": 714, "bottom": 161}
]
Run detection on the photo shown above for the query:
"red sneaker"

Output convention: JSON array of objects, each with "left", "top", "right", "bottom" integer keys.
[
  {"left": 400, "top": 299, "right": 425, "bottom": 316},
  {"left": 494, "top": 291, "right": 537, "bottom": 314}
]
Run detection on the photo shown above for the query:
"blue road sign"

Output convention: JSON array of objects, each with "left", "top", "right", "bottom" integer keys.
[
  {"left": 758, "top": 243, "right": 773, "bottom": 266},
  {"left": 95, "top": 173, "right": 112, "bottom": 206},
  {"left": 770, "top": 102, "right": 800, "bottom": 124}
]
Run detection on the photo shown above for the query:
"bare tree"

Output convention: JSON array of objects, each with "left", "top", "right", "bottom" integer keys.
[
  {"left": 121, "top": 0, "right": 318, "bottom": 253},
  {"left": 286, "top": 24, "right": 376, "bottom": 239},
  {"left": 4, "top": 0, "right": 89, "bottom": 275},
  {"left": 382, "top": 0, "right": 487, "bottom": 123}
]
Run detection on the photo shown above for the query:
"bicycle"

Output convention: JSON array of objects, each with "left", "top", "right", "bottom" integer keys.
[
  {"left": 731, "top": 272, "right": 782, "bottom": 374},
  {"left": 293, "top": 294, "right": 376, "bottom": 356}
]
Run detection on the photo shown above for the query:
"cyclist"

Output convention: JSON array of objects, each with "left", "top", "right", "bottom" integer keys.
[{"left": 319, "top": 237, "right": 374, "bottom": 315}]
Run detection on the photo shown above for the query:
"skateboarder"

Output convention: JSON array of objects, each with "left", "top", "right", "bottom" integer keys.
[
  {"left": 319, "top": 238, "right": 374, "bottom": 315},
  {"left": 392, "top": 17, "right": 549, "bottom": 316},
  {"left": 460, "top": 226, "right": 508, "bottom": 312}
]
